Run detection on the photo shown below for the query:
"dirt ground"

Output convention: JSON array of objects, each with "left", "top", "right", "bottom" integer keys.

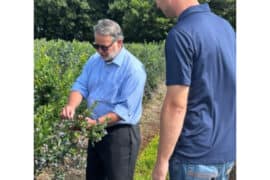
[{"left": 139, "top": 83, "right": 166, "bottom": 150}]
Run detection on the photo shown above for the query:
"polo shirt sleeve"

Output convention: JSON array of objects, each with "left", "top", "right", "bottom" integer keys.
[
  {"left": 165, "top": 29, "right": 194, "bottom": 86},
  {"left": 71, "top": 59, "right": 91, "bottom": 99},
  {"left": 112, "top": 67, "right": 146, "bottom": 122}
]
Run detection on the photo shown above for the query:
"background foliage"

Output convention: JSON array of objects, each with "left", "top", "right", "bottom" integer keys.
[{"left": 34, "top": 0, "right": 235, "bottom": 42}]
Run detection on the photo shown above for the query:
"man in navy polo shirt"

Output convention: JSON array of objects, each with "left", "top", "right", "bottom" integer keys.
[{"left": 152, "top": 1, "right": 236, "bottom": 180}]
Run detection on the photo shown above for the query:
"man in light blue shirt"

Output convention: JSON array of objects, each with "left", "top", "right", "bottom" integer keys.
[{"left": 61, "top": 19, "right": 146, "bottom": 180}]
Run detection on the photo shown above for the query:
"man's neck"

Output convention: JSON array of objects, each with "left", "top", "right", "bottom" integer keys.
[{"left": 176, "top": 0, "right": 200, "bottom": 17}]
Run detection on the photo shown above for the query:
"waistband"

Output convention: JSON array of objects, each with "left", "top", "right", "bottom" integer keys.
[{"left": 105, "top": 124, "right": 139, "bottom": 132}]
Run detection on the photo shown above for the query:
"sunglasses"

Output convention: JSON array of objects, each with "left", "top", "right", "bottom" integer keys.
[{"left": 92, "top": 40, "right": 115, "bottom": 52}]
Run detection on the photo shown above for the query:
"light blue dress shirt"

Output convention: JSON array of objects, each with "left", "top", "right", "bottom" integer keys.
[{"left": 71, "top": 47, "right": 146, "bottom": 125}]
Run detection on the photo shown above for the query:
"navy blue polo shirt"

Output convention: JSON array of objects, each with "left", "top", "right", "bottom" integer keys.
[{"left": 166, "top": 4, "right": 236, "bottom": 164}]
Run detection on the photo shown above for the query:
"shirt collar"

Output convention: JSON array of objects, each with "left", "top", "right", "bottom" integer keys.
[
  {"left": 178, "top": 3, "right": 211, "bottom": 22},
  {"left": 109, "top": 47, "right": 126, "bottom": 66}
]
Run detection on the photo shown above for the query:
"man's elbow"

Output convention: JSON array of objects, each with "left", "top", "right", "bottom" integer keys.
[
  {"left": 173, "top": 104, "right": 187, "bottom": 115},
  {"left": 166, "top": 100, "right": 187, "bottom": 114}
]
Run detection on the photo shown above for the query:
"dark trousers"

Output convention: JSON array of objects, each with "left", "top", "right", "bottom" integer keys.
[{"left": 86, "top": 124, "right": 141, "bottom": 180}]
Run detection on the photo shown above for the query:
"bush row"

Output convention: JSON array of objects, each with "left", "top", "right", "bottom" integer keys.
[{"left": 34, "top": 39, "right": 165, "bottom": 177}]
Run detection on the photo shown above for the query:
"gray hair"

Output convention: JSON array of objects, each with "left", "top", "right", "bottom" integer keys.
[{"left": 93, "top": 19, "right": 124, "bottom": 41}]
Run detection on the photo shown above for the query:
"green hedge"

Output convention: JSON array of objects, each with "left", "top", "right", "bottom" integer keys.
[
  {"left": 34, "top": 0, "right": 235, "bottom": 42},
  {"left": 34, "top": 39, "right": 165, "bottom": 177}
]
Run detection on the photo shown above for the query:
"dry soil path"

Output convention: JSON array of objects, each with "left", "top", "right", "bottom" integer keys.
[{"left": 139, "top": 83, "right": 166, "bottom": 150}]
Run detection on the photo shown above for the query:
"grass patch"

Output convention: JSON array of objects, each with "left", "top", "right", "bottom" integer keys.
[{"left": 134, "top": 135, "right": 159, "bottom": 180}]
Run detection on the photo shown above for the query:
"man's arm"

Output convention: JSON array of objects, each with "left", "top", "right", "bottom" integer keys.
[
  {"left": 152, "top": 85, "right": 189, "bottom": 180},
  {"left": 85, "top": 112, "right": 121, "bottom": 126},
  {"left": 63, "top": 91, "right": 120, "bottom": 126}
]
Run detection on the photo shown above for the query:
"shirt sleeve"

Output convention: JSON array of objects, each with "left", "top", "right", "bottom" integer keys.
[
  {"left": 165, "top": 29, "right": 194, "bottom": 86},
  {"left": 71, "top": 59, "right": 91, "bottom": 99},
  {"left": 112, "top": 66, "right": 146, "bottom": 122}
]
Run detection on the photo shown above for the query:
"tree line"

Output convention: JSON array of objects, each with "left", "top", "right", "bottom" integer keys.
[{"left": 34, "top": 0, "right": 235, "bottom": 43}]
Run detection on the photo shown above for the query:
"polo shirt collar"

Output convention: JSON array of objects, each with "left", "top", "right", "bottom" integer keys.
[{"left": 178, "top": 3, "right": 211, "bottom": 22}]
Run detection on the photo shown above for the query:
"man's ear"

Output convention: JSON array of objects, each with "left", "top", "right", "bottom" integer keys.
[{"left": 116, "top": 39, "right": 123, "bottom": 47}]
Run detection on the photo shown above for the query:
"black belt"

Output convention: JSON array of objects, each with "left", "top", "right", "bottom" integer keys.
[{"left": 105, "top": 124, "right": 138, "bottom": 132}]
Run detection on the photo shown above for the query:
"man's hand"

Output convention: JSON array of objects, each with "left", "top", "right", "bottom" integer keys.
[
  {"left": 60, "top": 105, "right": 75, "bottom": 120},
  {"left": 85, "top": 117, "right": 97, "bottom": 128},
  {"left": 61, "top": 91, "right": 83, "bottom": 120},
  {"left": 152, "top": 160, "right": 169, "bottom": 180}
]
